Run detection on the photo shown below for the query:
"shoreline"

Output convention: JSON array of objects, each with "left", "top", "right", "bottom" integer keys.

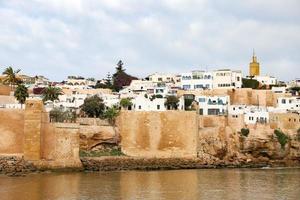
[{"left": 1, "top": 155, "right": 300, "bottom": 176}]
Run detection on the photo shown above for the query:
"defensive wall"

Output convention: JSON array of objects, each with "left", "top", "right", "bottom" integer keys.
[
  {"left": 0, "top": 100, "right": 82, "bottom": 170},
  {"left": 118, "top": 111, "right": 199, "bottom": 158}
]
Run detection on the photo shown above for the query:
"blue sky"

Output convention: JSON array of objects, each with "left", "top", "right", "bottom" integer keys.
[{"left": 0, "top": 0, "right": 299, "bottom": 81}]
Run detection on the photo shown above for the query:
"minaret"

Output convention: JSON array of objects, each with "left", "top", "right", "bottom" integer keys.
[{"left": 249, "top": 50, "right": 260, "bottom": 76}]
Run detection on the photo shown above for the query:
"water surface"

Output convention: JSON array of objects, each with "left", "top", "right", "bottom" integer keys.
[{"left": 0, "top": 168, "right": 299, "bottom": 200}]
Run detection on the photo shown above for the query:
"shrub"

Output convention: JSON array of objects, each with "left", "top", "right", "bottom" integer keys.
[
  {"left": 274, "top": 129, "right": 289, "bottom": 149},
  {"left": 50, "top": 108, "right": 76, "bottom": 123},
  {"left": 240, "top": 128, "right": 250, "bottom": 137}
]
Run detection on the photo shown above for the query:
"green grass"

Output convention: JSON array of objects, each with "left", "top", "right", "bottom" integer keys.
[{"left": 79, "top": 148, "right": 125, "bottom": 157}]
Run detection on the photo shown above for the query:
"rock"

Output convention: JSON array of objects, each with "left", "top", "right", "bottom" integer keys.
[
  {"left": 79, "top": 125, "right": 118, "bottom": 150},
  {"left": 0, "top": 156, "right": 37, "bottom": 176}
]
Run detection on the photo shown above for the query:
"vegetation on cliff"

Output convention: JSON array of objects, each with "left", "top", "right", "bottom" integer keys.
[
  {"left": 240, "top": 128, "right": 250, "bottom": 137},
  {"left": 274, "top": 129, "right": 289, "bottom": 149},
  {"left": 79, "top": 148, "right": 124, "bottom": 157}
]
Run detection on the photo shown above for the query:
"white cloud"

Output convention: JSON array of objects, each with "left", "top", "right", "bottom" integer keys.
[{"left": 0, "top": 0, "right": 299, "bottom": 81}]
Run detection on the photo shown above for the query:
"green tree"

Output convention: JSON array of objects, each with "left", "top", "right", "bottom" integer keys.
[
  {"left": 103, "top": 106, "right": 119, "bottom": 125},
  {"left": 165, "top": 96, "right": 179, "bottom": 110},
  {"left": 80, "top": 95, "right": 105, "bottom": 117},
  {"left": 2, "top": 66, "right": 21, "bottom": 89},
  {"left": 14, "top": 84, "right": 29, "bottom": 108},
  {"left": 120, "top": 98, "right": 132, "bottom": 110},
  {"left": 42, "top": 86, "right": 63, "bottom": 102},
  {"left": 49, "top": 108, "right": 76, "bottom": 123},
  {"left": 112, "top": 60, "right": 138, "bottom": 92},
  {"left": 242, "top": 78, "right": 259, "bottom": 89}
]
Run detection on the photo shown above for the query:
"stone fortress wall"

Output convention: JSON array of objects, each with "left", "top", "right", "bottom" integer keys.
[
  {"left": 0, "top": 96, "right": 299, "bottom": 169},
  {"left": 118, "top": 111, "right": 198, "bottom": 158},
  {"left": 0, "top": 100, "right": 82, "bottom": 170}
]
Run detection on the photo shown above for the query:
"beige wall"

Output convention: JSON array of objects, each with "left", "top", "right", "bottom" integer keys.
[
  {"left": 119, "top": 111, "right": 198, "bottom": 158},
  {"left": 270, "top": 113, "right": 300, "bottom": 130},
  {"left": 0, "top": 109, "right": 24, "bottom": 154},
  {"left": 0, "top": 85, "right": 11, "bottom": 95},
  {"left": 0, "top": 100, "right": 82, "bottom": 169}
]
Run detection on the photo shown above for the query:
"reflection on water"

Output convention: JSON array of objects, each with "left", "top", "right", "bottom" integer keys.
[{"left": 0, "top": 168, "right": 299, "bottom": 200}]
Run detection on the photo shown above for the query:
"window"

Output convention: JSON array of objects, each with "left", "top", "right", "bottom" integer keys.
[
  {"left": 289, "top": 100, "right": 292, "bottom": 104},
  {"left": 282, "top": 99, "right": 286, "bottom": 104},
  {"left": 237, "top": 77, "right": 240, "bottom": 81},
  {"left": 199, "top": 109, "right": 203, "bottom": 115},
  {"left": 198, "top": 98, "right": 205, "bottom": 102},
  {"left": 138, "top": 105, "right": 141, "bottom": 110},
  {"left": 158, "top": 78, "right": 162, "bottom": 81},
  {"left": 157, "top": 105, "right": 160, "bottom": 110},
  {"left": 183, "top": 85, "right": 191, "bottom": 90}
]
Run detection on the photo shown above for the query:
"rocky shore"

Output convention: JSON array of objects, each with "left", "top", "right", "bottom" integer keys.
[
  {"left": 80, "top": 156, "right": 300, "bottom": 171},
  {"left": 0, "top": 156, "right": 36, "bottom": 176}
]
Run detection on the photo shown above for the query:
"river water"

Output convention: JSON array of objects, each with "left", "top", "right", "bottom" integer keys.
[{"left": 0, "top": 168, "right": 299, "bottom": 200}]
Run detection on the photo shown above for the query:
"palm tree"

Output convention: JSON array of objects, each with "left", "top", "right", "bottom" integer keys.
[
  {"left": 103, "top": 106, "right": 120, "bottom": 143},
  {"left": 2, "top": 67, "right": 21, "bottom": 89},
  {"left": 42, "top": 86, "right": 63, "bottom": 102},
  {"left": 103, "top": 106, "right": 119, "bottom": 125},
  {"left": 14, "top": 84, "right": 29, "bottom": 108}
]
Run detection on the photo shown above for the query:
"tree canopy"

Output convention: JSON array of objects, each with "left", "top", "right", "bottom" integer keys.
[
  {"left": 120, "top": 98, "right": 132, "bottom": 109},
  {"left": 14, "top": 84, "right": 29, "bottom": 107},
  {"left": 242, "top": 78, "right": 259, "bottom": 89},
  {"left": 165, "top": 96, "right": 179, "bottom": 110},
  {"left": 42, "top": 86, "right": 63, "bottom": 102},
  {"left": 80, "top": 95, "right": 105, "bottom": 118},
  {"left": 112, "top": 60, "right": 138, "bottom": 92},
  {"left": 2, "top": 67, "right": 21, "bottom": 89}
]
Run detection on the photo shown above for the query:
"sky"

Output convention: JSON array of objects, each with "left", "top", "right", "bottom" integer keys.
[{"left": 0, "top": 0, "right": 299, "bottom": 81}]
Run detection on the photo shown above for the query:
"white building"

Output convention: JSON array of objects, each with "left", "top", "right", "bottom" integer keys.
[
  {"left": 212, "top": 69, "right": 242, "bottom": 89},
  {"left": 181, "top": 71, "right": 213, "bottom": 90},
  {"left": 180, "top": 69, "right": 242, "bottom": 90},
  {"left": 276, "top": 97, "right": 300, "bottom": 113},
  {"left": 196, "top": 95, "right": 230, "bottom": 115},
  {"left": 132, "top": 94, "right": 166, "bottom": 111},
  {"left": 148, "top": 72, "right": 178, "bottom": 83},
  {"left": 271, "top": 86, "right": 287, "bottom": 94},
  {"left": 131, "top": 93, "right": 184, "bottom": 111},
  {"left": 244, "top": 107, "right": 269, "bottom": 124},
  {"left": 253, "top": 75, "right": 277, "bottom": 85},
  {"left": 288, "top": 78, "right": 300, "bottom": 87},
  {"left": 229, "top": 105, "right": 269, "bottom": 124},
  {"left": 65, "top": 76, "right": 96, "bottom": 88},
  {"left": 53, "top": 93, "right": 88, "bottom": 110}
]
